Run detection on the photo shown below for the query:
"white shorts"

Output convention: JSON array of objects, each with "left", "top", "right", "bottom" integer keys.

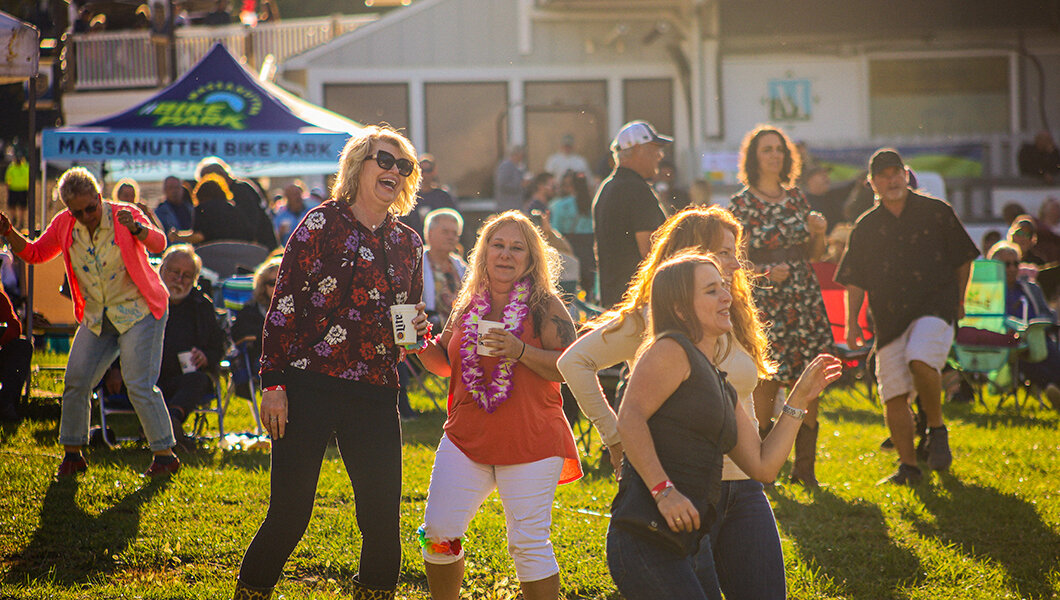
[
  {"left": 420, "top": 434, "right": 564, "bottom": 583},
  {"left": 876, "top": 316, "right": 954, "bottom": 402}
]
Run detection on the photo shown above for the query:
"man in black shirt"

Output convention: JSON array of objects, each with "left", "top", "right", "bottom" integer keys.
[
  {"left": 836, "top": 149, "right": 979, "bottom": 486},
  {"left": 592, "top": 121, "right": 671, "bottom": 308}
]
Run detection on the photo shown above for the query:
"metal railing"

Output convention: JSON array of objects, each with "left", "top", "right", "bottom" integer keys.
[{"left": 70, "top": 15, "right": 374, "bottom": 91}]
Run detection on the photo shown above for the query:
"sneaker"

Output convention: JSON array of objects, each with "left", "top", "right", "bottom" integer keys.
[
  {"left": 55, "top": 454, "right": 88, "bottom": 478},
  {"left": 142, "top": 455, "right": 181, "bottom": 478},
  {"left": 1045, "top": 384, "right": 1060, "bottom": 412},
  {"left": 925, "top": 426, "right": 952, "bottom": 471},
  {"left": 879, "top": 462, "right": 922, "bottom": 486}
]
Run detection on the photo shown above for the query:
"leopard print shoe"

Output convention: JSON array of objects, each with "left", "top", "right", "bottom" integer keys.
[{"left": 351, "top": 578, "right": 395, "bottom": 600}]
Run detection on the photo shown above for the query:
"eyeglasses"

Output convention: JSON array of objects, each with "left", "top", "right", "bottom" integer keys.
[
  {"left": 69, "top": 202, "right": 99, "bottom": 220},
  {"left": 164, "top": 266, "right": 198, "bottom": 283},
  {"left": 365, "top": 149, "right": 415, "bottom": 177}
]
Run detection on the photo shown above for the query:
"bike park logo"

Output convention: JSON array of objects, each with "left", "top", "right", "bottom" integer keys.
[{"left": 138, "top": 82, "right": 263, "bottom": 130}]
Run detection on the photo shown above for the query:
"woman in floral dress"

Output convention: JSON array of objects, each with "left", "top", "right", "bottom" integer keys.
[
  {"left": 729, "top": 124, "right": 835, "bottom": 487},
  {"left": 233, "top": 125, "right": 430, "bottom": 600}
]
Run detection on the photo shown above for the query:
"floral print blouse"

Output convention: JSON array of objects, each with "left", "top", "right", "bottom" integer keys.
[{"left": 260, "top": 201, "right": 423, "bottom": 389}]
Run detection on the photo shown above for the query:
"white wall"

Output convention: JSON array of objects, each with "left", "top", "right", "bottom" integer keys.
[{"left": 720, "top": 55, "right": 868, "bottom": 147}]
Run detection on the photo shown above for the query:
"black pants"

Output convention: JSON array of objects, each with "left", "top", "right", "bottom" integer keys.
[
  {"left": 0, "top": 338, "right": 33, "bottom": 414},
  {"left": 238, "top": 373, "right": 402, "bottom": 590}
]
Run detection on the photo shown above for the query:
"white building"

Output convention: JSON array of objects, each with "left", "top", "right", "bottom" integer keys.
[{"left": 282, "top": 0, "right": 1060, "bottom": 216}]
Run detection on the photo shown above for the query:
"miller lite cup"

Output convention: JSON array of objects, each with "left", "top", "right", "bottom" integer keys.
[
  {"left": 390, "top": 304, "right": 420, "bottom": 347},
  {"left": 476, "top": 319, "right": 505, "bottom": 356}
]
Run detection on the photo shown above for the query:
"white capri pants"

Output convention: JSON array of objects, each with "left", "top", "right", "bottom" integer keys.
[
  {"left": 420, "top": 434, "right": 564, "bottom": 582},
  {"left": 876, "top": 316, "right": 954, "bottom": 402}
]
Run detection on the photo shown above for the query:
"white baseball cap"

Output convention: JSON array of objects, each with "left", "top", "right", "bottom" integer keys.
[{"left": 610, "top": 120, "right": 673, "bottom": 152}]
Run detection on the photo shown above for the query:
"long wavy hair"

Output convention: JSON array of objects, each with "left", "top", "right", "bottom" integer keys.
[
  {"left": 595, "top": 205, "right": 774, "bottom": 376},
  {"left": 452, "top": 211, "right": 562, "bottom": 337},
  {"left": 737, "top": 124, "right": 801, "bottom": 189},
  {"left": 649, "top": 252, "right": 723, "bottom": 343},
  {"left": 331, "top": 124, "right": 421, "bottom": 217}
]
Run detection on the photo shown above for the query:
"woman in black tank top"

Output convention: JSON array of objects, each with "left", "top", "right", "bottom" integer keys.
[{"left": 606, "top": 253, "right": 842, "bottom": 600}]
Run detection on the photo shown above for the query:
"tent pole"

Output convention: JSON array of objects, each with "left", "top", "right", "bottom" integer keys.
[{"left": 22, "top": 81, "right": 37, "bottom": 403}]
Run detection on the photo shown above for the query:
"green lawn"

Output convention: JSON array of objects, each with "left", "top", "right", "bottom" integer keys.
[{"left": 1, "top": 355, "right": 1059, "bottom": 599}]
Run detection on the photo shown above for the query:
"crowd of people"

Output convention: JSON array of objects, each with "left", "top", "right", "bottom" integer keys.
[{"left": 1, "top": 114, "right": 1059, "bottom": 600}]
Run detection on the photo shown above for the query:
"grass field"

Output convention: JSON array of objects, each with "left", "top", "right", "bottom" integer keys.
[{"left": 1, "top": 354, "right": 1059, "bottom": 599}]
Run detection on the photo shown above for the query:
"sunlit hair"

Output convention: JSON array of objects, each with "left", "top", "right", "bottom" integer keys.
[
  {"left": 987, "top": 240, "right": 1022, "bottom": 260},
  {"left": 452, "top": 211, "right": 561, "bottom": 337},
  {"left": 737, "top": 124, "right": 801, "bottom": 188},
  {"left": 648, "top": 252, "right": 724, "bottom": 344},
  {"left": 593, "top": 205, "right": 773, "bottom": 376},
  {"left": 192, "top": 173, "right": 234, "bottom": 206},
  {"left": 57, "top": 167, "right": 101, "bottom": 205},
  {"left": 112, "top": 178, "right": 140, "bottom": 204},
  {"left": 160, "top": 243, "right": 202, "bottom": 279},
  {"left": 252, "top": 256, "right": 283, "bottom": 306},
  {"left": 331, "top": 124, "right": 421, "bottom": 217},
  {"left": 195, "top": 156, "right": 234, "bottom": 181},
  {"left": 424, "top": 207, "right": 464, "bottom": 237}
]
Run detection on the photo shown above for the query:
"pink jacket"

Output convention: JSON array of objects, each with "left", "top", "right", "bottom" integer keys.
[{"left": 17, "top": 201, "right": 169, "bottom": 323}]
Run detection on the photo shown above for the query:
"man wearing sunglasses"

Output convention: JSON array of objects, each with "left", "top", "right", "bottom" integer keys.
[{"left": 0, "top": 167, "right": 181, "bottom": 479}]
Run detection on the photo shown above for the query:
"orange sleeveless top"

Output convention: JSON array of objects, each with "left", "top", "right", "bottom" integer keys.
[{"left": 444, "top": 317, "right": 582, "bottom": 484}]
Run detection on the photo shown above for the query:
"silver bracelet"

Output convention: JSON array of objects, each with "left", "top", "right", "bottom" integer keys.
[{"left": 781, "top": 404, "right": 806, "bottom": 420}]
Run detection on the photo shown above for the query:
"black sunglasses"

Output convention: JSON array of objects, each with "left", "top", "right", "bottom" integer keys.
[
  {"left": 69, "top": 202, "right": 99, "bottom": 219},
  {"left": 365, "top": 149, "right": 414, "bottom": 178}
]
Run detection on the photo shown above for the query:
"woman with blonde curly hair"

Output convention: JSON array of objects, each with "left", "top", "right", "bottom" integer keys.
[
  {"left": 558, "top": 205, "right": 791, "bottom": 600},
  {"left": 416, "top": 211, "right": 581, "bottom": 600},
  {"left": 233, "top": 125, "right": 430, "bottom": 600}
]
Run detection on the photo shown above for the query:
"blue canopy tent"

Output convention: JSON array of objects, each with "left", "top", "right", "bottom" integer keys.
[{"left": 41, "top": 43, "right": 360, "bottom": 179}]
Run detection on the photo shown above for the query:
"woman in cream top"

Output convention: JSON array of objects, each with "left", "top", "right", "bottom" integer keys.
[{"left": 558, "top": 206, "right": 789, "bottom": 600}]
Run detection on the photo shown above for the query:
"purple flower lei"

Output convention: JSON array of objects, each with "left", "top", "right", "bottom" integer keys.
[{"left": 459, "top": 278, "right": 531, "bottom": 413}]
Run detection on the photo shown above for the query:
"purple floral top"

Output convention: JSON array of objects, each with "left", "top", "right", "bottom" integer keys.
[{"left": 260, "top": 201, "right": 423, "bottom": 389}]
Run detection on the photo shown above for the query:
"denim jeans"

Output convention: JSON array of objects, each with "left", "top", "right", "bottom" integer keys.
[
  {"left": 59, "top": 311, "right": 175, "bottom": 451},
  {"left": 695, "top": 479, "right": 786, "bottom": 600},
  {"left": 607, "top": 524, "right": 711, "bottom": 600}
]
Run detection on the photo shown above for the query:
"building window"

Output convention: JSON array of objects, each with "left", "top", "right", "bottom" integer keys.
[
  {"left": 323, "top": 83, "right": 410, "bottom": 132},
  {"left": 870, "top": 56, "right": 1010, "bottom": 137},
  {"left": 524, "top": 81, "right": 609, "bottom": 178},
  {"left": 623, "top": 79, "right": 674, "bottom": 138},
  {"left": 424, "top": 82, "right": 508, "bottom": 199}
]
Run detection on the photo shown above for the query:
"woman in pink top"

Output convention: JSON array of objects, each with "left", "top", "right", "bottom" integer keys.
[
  {"left": 0, "top": 167, "right": 178, "bottom": 478},
  {"left": 416, "top": 211, "right": 581, "bottom": 600}
]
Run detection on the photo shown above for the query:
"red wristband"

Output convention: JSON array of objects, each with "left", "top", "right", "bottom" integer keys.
[
  {"left": 650, "top": 480, "right": 674, "bottom": 498},
  {"left": 263, "top": 384, "right": 285, "bottom": 392}
]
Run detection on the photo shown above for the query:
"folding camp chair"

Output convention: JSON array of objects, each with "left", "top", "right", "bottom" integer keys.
[
  {"left": 219, "top": 275, "right": 265, "bottom": 434},
  {"left": 949, "top": 259, "right": 1025, "bottom": 411},
  {"left": 95, "top": 373, "right": 226, "bottom": 449},
  {"left": 812, "top": 262, "right": 875, "bottom": 402}
]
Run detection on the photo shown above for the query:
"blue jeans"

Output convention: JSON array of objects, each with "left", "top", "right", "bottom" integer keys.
[
  {"left": 59, "top": 311, "right": 175, "bottom": 452},
  {"left": 607, "top": 525, "right": 710, "bottom": 600},
  {"left": 695, "top": 479, "right": 786, "bottom": 600}
]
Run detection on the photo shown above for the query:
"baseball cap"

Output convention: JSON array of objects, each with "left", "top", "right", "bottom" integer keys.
[
  {"left": 610, "top": 120, "right": 673, "bottom": 152},
  {"left": 869, "top": 148, "right": 905, "bottom": 176},
  {"left": 309, "top": 186, "right": 326, "bottom": 199}
]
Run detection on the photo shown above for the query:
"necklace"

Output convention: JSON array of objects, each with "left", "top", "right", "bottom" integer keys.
[
  {"left": 753, "top": 185, "right": 786, "bottom": 201},
  {"left": 459, "top": 278, "right": 531, "bottom": 413}
]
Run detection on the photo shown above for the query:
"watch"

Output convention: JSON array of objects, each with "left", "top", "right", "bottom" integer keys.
[{"left": 781, "top": 404, "right": 806, "bottom": 420}]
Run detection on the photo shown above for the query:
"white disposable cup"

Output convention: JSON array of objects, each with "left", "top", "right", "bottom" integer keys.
[
  {"left": 178, "top": 351, "right": 196, "bottom": 374},
  {"left": 390, "top": 304, "right": 419, "bottom": 346},
  {"left": 477, "top": 319, "right": 505, "bottom": 356}
]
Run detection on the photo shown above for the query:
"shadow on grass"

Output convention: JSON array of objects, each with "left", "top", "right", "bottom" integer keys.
[
  {"left": 826, "top": 404, "right": 887, "bottom": 427},
  {"left": 3, "top": 476, "right": 170, "bottom": 587},
  {"left": 771, "top": 487, "right": 921, "bottom": 598},
  {"left": 913, "top": 473, "right": 1060, "bottom": 599}
]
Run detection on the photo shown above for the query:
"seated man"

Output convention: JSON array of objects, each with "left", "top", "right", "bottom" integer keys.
[
  {"left": 157, "top": 244, "right": 226, "bottom": 446},
  {"left": 987, "top": 241, "right": 1060, "bottom": 409}
]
